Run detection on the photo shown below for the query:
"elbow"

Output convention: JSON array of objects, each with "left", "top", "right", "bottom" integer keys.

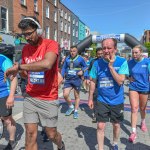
[
  {"left": 44, "top": 62, "right": 53, "bottom": 70},
  {"left": 117, "top": 80, "right": 124, "bottom": 86}
]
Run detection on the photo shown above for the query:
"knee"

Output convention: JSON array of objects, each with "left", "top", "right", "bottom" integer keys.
[
  {"left": 131, "top": 106, "right": 138, "bottom": 113},
  {"left": 97, "top": 123, "right": 105, "bottom": 132},
  {"left": 63, "top": 92, "right": 69, "bottom": 99},
  {"left": 26, "top": 130, "right": 37, "bottom": 141},
  {"left": 3, "top": 116, "right": 15, "bottom": 126},
  {"left": 140, "top": 106, "right": 146, "bottom": 112},
  {"left": 46, "top": 129, "right": 57, "bottom": 140},
  {"left": 113, "top": 123, "right": 120, "bottom": 129}
]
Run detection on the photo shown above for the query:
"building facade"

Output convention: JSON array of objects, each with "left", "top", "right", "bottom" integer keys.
[
  {"left": 71, "top": 13, "right": 79, "bottom": 46},
  {"left": 78, "top": 20, "right": 85, "bottom": 42},
  {"left": 85, "top": 26, "right": 90, "bottom": 37},
  {"left": 143, "top": 30, "right": 150, "bottom": 43}
]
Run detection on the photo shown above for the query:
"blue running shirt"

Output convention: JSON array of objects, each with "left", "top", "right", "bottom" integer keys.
[
  {"left": 128, "top": 58, "right": 150, "bottom": 92},
  {"left": 90, "top": 56, "right": 129, "bottom": 105},
  {"left": 0, "top": 54, "right": 13, "bottom": 98}
]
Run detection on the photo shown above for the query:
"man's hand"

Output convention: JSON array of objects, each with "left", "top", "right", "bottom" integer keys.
[
  {"left": 88, "top": 99, "right": 94, "bottom": 109},
  {"left": 4, "top": 62, "right": 19, "bottom": 81},
  {"left": 108, "top": 53, "right": 115, "bottom": 67},
  {"left": 6, "top": 96, "right": 14, "bottom": 109}
]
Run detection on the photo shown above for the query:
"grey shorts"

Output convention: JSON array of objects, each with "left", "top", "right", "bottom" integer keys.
[{"left": 23, "top": 94, "right": 59, "bottom": 128}]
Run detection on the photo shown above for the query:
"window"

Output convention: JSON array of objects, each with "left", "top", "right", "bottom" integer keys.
[
  {"left": 64, "top": 23, "right": 67, "bottom": 33},
  {"left": 34, "top": 0, "right": 38, "bottom": 12},
  {"left": 76, "top": 21, "right": 78, "bottom": 26},
  {"left": 60, "top": 9, "right": 63, "bottom": 17},
  {"left": 76, "top": 31, "right": 78, "bottom": 38},
  {"left": 73, "top": 19, "right": 75, "bottom": 24},
  {"left": 1, "top": 7, "right": 7, "bottom": 31},
  {"left": 20, "top": 0, "right": 26, "bottom": 5},
  {"left": 46, "top": 6, "right": 50, "bottom": 18},
  {"left": 73, "top": 28, "right": 75, "bottom": 36},
  {"left": 64, "top": 12, "right": 67, "bottom": 20},
  {"left": 46, "top": 26, "right": 50, "bottom": 39},
  {"left": 68, "top": 25, "right": 70, "bottom": 34},
  {"left": 60, "top": 21, "right": 63, "bottom": 31},
  {"left": 68, "top": 15, "right": 70, "bottom": 22},
  {"left": 54, "top": 29, "right": 57, "bottom": 41},
  {"left": 54, "top": 11, "right": 57, "bottom": 22},
  {"left": 53, "top": 0, "right": 57, "bottom": 6}
]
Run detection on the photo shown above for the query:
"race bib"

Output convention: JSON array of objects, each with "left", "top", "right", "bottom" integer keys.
[
  {"left": 29, "top": 72, "right": 45, "bottom": 84},
  {"left": 68, "top": 70, "right": 76, "bottom": 75},
  {"left": 99, "top": 77, "right": 114, "bottom": 88}
]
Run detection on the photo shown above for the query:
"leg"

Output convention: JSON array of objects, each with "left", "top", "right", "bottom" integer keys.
[
  {"left": 63, "top": 87, "right": 73, "bottom": 106},
  {"left": 3, "top": 115, "right": 16, "bottom": 141},
  {"left": 45, "top": 127, "right": 64, "bottom": 149},
  {"left": 129, "top": 91, "right": 139, "bottom": 130},
  {"left": 112, "top": 123, "right": 120, "bottom": 144},
  {"left": 97, "top": 122, "right": 106, "bottom": 150},
  {"left": 139, "top": 93, "right": 148, "bottom": 120},
  {"left": 25, "top": 123, "right": 38, "bottom": 150},
  {"left": 139, "top": 93, "right": 148, "bottom": 132},
  {"left": 74, "top": 89, "right": 80, "bottom": 110}
]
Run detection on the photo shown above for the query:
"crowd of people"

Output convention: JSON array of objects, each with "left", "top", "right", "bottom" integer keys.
[{"left": 1, "top": 16, "right": 150, "bottom": 150}]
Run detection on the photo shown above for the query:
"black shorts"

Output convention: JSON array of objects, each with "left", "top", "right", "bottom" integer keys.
[
  {"left": 96, "top": 101, "right": 124, "bottom": 123},
  {"left": 129, "top": 89, "right": 149, "bottom": 95},
  {"left": 0, "top": 96, "right": 12, "bottom": 117}
]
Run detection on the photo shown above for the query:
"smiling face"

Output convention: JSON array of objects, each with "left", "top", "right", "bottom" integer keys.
[
  {"left": 22, "top": 27, "right": 39, "bottom": 46},
  {"left": 102, "top": 39, "right": 117, "bottom": 60},
  {"left": 132, "top": 46, "right": 142, "bottom": 61}
]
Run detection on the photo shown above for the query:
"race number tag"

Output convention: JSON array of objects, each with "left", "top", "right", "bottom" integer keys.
[
  {"left": 68, "top": 70, "right": 76, "bottom": 75},
  {"left": 29, "top": 72, "right": 45, "bottom": 84},
  {"left": 99, "top": 77, "right": 114, "bottom": 88}
]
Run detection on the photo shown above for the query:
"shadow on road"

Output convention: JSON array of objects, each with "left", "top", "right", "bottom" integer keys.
[
  {"left": 75, "top": 125, "right": 111, "bottom": 150},
  {"left": 121, "top": 137, "right": 150, "bottom": 150}
]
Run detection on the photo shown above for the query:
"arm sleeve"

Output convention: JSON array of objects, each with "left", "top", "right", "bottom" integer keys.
[
  {"left": 89, "top": 61, "right": 98, "bottom": 79},
  {"left": 81, "top": 58, "right": 87, "bottom": 71},
  {"left": 2, "top": 58, "right": 13, "bottom": 72},
  {"left": 61, "top": 58, "right": 67, "bottom": 78},
  {"left": 118, "top": 60, "right": 129, "bottom": 75}
]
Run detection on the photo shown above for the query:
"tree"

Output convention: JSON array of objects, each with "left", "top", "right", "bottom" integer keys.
[{"left": 144, "top": 42, "right": 150, "bottom": 56}]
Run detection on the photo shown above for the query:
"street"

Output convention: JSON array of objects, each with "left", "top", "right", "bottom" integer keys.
[{"left": 0, "top": 84, "right": 150, "bottom": 150}]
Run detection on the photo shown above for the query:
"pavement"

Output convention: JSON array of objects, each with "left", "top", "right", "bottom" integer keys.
[{"left": 0, "top": 83, "right": 150, "bottom": 150}]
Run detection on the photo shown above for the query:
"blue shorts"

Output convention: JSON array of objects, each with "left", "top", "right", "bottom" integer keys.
[{"left": 63, "top": 78, "right": 82, "bottom": 91}]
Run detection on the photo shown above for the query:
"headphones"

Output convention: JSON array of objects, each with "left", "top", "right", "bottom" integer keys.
[{"left": 23, "top": 17, "right": 43, "bottom": 36}]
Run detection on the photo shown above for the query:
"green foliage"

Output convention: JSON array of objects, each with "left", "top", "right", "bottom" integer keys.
[
  {"left": 144, "top": 42, "right": 150, "bottom": 56},
  {"left": 90, "top": 43, "right": 97, "bottom": 57}
]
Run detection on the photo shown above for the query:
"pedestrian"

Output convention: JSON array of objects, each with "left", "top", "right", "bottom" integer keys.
[
  {"left": 0, "top": 54, "right": 18, "bottom": 150},
  {"left": 61, "top": 46, "right": 87, "bottom": 119},
  {"left": 128, "top": 45, "right": 150, "bottom": 143},
  {"left": 88, "top": 47, "right": 103, "bottom": 122},
  {"left": 88, "top": 38, "right": 129, "bottom": 150},
  {"left": 4, "top": 16, "right": 65, "bottom": 150}
]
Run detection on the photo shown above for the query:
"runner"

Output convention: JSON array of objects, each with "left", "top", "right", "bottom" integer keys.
[
  {"left": 89, "top": 47, "right": 103, "bottom": 122},
  {"left": 128, "top": 45, "right": 150, "bottom": 143},
  {"left": 88, "top": 38, "right": 129, "bottom": 150},
  {"left": 0, "top": 54, "right": 18, "bottom": 150},
  {"left": 61, "top": 46, "right": 87, "bottom": 119},
  {"left": 4, "top": 16, "right": 65, "bottom": 150}
]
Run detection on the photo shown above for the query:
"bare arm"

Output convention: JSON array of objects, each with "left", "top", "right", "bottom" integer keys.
[{"left": 6, "top": 77, "right": 17, "bottom": 109}]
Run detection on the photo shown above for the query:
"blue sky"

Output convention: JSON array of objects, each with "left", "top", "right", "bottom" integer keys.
[{"left": 61, "top": 0, "right": 150, "bottom": 40}]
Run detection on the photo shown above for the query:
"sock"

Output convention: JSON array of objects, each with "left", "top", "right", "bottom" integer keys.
[
  {"left": 132, "top": 127, "right": 136, "bottom": 133},
  {"left": 141, "top": 119, "right": 145, "bottom": 124},
  {"left": 69, "top": 104, "right": 74, "bottom": 109},
  {"left": 112, "top": 142, "right": 117, "bottom": 146},
  {"left": 74, "top": 109, "right": 78, "bottom": 112}
]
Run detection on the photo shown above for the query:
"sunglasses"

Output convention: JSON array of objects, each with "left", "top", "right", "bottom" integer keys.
[{"left": 22, "top": 29, "right": 36, "bottom": 37}]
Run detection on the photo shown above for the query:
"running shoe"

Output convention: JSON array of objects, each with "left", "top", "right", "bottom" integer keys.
[
  {"left": 58, "top": 141, "right": 65, "bottom": 150},
  {"left": 4, "top": 140, "right": 18, "bottom": 150},
  {"left": 141, "top": 122, "right": 148, "bottom": 132},
  {"left": 110, "top": 144, "right": 118, "bottom": 150},
  {"left": 65, "top": 107, "right": 74, "bottom": 116},
  {"left": 73, "top": 111, "right": 79, "bottom": 119},
  {"left": 128, "top": 132, "right": 137, "bottom": 143}
]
